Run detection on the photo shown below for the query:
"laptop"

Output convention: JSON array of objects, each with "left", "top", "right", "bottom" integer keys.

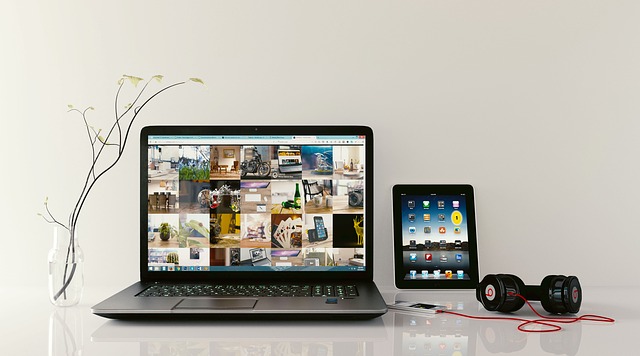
[{"left": 92, "top": 125, "right": 388, "bottom": 319}]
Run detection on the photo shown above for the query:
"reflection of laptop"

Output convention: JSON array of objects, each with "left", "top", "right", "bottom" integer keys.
[
  {"left": 92, "top": 125, "right": 387, "bottom": 319},
  {"left": 91, "top": 317, "right": 389, "bottom": 355},
  {"left": 249, "top": 248, "right": 271, "bottom": 266}
]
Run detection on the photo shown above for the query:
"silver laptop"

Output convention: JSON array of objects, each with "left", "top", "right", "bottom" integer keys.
[{"left": 92, "top": 125, "right": 387, "bottom": 319}]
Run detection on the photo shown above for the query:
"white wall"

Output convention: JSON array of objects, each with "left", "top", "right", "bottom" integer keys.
[{"left": 2, "top": 1, "right": 639, "bottom": 292}]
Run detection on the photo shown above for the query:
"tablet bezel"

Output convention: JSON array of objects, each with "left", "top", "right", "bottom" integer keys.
[{"left": 392, "top": 184, "right": 479, "bottom": 289}]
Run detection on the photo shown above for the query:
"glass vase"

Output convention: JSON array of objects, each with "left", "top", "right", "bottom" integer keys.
[{"left": 48, "top": 227, "right": 84, "bottom": 306}]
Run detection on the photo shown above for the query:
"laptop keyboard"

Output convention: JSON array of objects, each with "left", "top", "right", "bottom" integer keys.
[{"left": 137, "top": 284, "right": 359, "bottom": 298}]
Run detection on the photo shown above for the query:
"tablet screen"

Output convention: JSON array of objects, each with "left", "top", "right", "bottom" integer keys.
[{"left": 393, "top": 185, "right": 479, "bottom": 289}]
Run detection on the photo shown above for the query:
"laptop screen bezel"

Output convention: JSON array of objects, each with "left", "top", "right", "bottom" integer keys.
[{"left": 139, "top": 125, "right": 374, "bottom": 283}]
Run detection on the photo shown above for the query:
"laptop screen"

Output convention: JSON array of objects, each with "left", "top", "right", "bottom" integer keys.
[{"left": 142, "top": 126, "right": 371, "bottom": 279}]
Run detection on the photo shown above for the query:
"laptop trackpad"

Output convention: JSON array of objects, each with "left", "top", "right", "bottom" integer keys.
[{"left": 175, "top": 298, "right": 257, "bottom": 310}]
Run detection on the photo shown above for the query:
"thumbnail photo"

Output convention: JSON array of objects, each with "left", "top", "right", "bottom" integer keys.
[
  {"left": 240, "top": 213, "right": 271, "bottom": 248},
  {"left": 178, "top": 214, "right": 210, "bottom": 248},
  {"left": 332, "top": 213, "right": 364, "bottom": 248},
  {"left": 210, "top": 248, "right": 241, "bottom": 267},
  {"left": 332, "top": 248, "right": 365, "bottom": 267},
  {"left": 271, "top": 214, "right": 303, "bottom": 249},
  {"left": 301, "top": 248, "right": 329, "bottom": 267},
  {"left": 270, "top": 249, "right": 303, "bottom": 267},
  {"left": 301, "top": 146, "right": 333, "bottom": 177},
  {"left": 270, "top": 180, "right": 303, "bottom": 214},
  {"left": 209, "top": 213, "right": 240, "bottom": 248},
  {"left": 211, "top": 146, "right": 241, "bottom": 180},
  {"left": 240, "top": 181, "right": 272, "bottom": 213},
  {"left": 148, "top": 145, "right": 180, "bottom": 181},
  {"left": 178, "top": 180, "right": 211, "bottom": 214},
  {"left": 331, "top": 180, "right": 364, "bottom": 213},
  {"left": 147, "top": 214, "right": 180, "bottom": 249},
  {"left": 178, "top": 145, "right": 211, "bottom": 181},
  {"left": 303, "top": 214, "right": 333, "bottom": 248},
  {"left": 239, "top": 248, "right": 272, "bottom": 267},
  {"left": 301, "top": 179, "right": 333, "bottom": 214},
  {"left": 332, "top": 146, "right": 364, "bottom": 180},
  {"left": 148, "top": 248, "right": 180, "bottom": 268},
  {"left": 240, "top": 146, "right": 272, "bottom": 179},
  {"left": 269, "top": 145, "right": 302, "bottom": 179},
  {"left": 177, "top": 247, "right": 210, "bottom": 267},
  {"left": 209, "top": 180, "right": 241, "bottom": 214}
]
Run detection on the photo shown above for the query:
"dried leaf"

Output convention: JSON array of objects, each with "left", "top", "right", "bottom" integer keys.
[
  {"left": 123, "top": 75, "right": 144, "bottom": 87},
  {"left": 67, "top": 104, "right": 74, "bottom": 109},
  {"left": 152, "top": 75, "right": 164, "bottom": 83},
  {"left": 189, "top": 77, "right": 205, "bottom": 85},
  {"left": 98, "top": 135, "right": 107, "bottom": 144}
]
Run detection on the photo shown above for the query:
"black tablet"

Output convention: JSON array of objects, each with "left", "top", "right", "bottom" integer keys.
[{"left": 392, "top": 184, "right": 479, "bottom": 289}]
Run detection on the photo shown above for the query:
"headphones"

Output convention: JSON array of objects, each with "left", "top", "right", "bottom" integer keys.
[{"left": 476, "top": 274, "right": 582, "bottom": 314}]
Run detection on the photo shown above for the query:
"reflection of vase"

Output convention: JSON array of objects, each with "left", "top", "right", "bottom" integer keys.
[
  {"left": 49, "top": 308, "right": 83, "bottom": 355},
  {"left": 48, "top": 227, "right": 84, "bottom": 307}
]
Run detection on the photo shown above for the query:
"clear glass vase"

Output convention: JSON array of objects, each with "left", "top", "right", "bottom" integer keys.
[{"left": 48, "top": 227, "right": 84, "bottom": 306}]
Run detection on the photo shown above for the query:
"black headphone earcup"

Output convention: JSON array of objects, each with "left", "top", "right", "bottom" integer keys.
[
  {"left": 477, "top": 274, "right": 526, "bottom": 313},
  {"left": 502, "top": 274, "right": 526, "bottom": 312},
  {"left": 539, "top": 275, "right": 581, "bottom": 314}
]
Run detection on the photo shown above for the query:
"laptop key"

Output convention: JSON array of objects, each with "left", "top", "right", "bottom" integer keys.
[
  {"left": 137, "top": 284, "right": 358, "bottom": 298},
  {"left": 324, "top": 286, "right": 335, "bottom": 297}
]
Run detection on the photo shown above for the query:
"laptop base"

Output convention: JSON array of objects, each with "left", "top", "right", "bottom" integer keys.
[{"left": 92, "top": 281, "right": 387, "bottom": 320}]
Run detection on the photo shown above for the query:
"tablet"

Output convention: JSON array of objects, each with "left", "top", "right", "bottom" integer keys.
[{"left": 392, "top": 184, "right": 479, "bottom": 289}]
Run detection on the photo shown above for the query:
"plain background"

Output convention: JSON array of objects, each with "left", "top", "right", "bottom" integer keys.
[{"left": 2, "top": 0, "right": 639, "bottom": 295}]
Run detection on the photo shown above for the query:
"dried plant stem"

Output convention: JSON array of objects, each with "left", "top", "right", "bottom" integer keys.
[{"left": 41, "top": 75, "right": 202, "bottom": 302}]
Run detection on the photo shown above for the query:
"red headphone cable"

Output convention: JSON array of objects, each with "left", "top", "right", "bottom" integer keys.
[{"left": 436, "top": 293, "right": 615, "bottom": 333}]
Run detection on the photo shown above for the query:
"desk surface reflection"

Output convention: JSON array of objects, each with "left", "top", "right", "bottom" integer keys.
[{"left": 4, "top": 286, "right": 634, "bottom": 356}]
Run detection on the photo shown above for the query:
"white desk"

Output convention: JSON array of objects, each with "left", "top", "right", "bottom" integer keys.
[{"left": 3, "top": 285, "right": 636, "bottom": 355}]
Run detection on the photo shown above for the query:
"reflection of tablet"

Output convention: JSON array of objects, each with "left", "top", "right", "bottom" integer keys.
[
  {"left": 392, "top": 311, "right": 474, "bottom": 356},
  {"left": 392, "top": 184, "right": 479, "bottom": 289}
]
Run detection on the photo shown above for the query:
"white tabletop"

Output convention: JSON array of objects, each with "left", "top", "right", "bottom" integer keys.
[{"left": 4, "top": 285, "right": 635, "bottom": 356}]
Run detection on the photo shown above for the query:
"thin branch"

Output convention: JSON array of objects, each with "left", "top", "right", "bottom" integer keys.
[
  {"left": 81, "top": 109, "right": 97, "bottom": 180},
  {"left": 70, "top": 107, "right": 127, "bottom": 231},
  {"left": 114, "top": 89, "right": 123, "bottom": 154},
  {"left": 114, "top": 81, "right": 124, "bottom": 127},
  {"left": 121, "top": 82, "right": 185, "bottom": 154},
  {"left": 70, "top": 80, "right": 186, "bottom": 230},
  {"left": 39, "top": 214, "right": 69, "bottom": 231},
  {"left": 68, "top": 81, "right": 131, "bottom": 231},
  {"left": 45, "top": 75, "right": 199, "bottom": 303},
  {"left": 53, "top": 263, "right": 77, "bottom": 301},
  {"left": 41, "top": 201, "right": 70, "bottom": 231},
  {"left": 116, "top": 79, "right": 152, "bottom": 122}
]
